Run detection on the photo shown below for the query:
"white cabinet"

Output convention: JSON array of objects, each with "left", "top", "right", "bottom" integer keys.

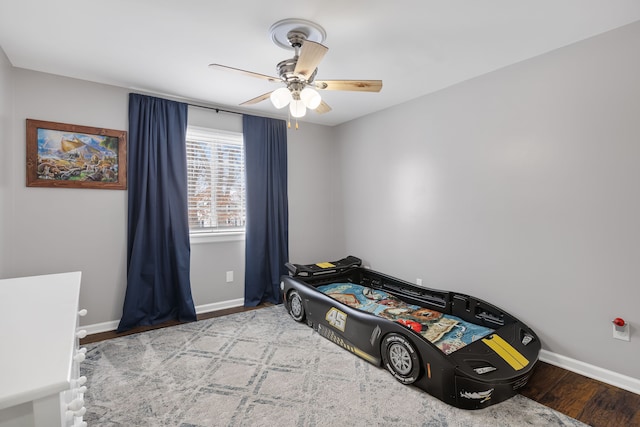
[{"left": 0, "top": 272, "right": 87, "bottom": 427}]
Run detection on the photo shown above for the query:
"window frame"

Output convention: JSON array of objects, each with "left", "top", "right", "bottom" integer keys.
[{"left": 185, "top": 125, "right": 246, "bottom": 242}]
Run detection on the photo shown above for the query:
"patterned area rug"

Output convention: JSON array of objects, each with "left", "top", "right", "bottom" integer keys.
[{"left": 82, "top": 306, "right": 587, "bottom": 426}]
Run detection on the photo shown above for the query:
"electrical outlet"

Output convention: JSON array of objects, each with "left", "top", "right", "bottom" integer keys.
[
  {"left": 226, "top": 271, "right": 234, "bottom": 283},
  {"left": 416, "top": 278, "right": 423, "bottom": 286},
  {"left": 613, "top": 324, "right": 630, "bottom": 341}
]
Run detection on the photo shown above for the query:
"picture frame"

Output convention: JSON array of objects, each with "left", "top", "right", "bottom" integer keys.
[{"left": 26, "top": 119, "right": 127, "bottom": 190}]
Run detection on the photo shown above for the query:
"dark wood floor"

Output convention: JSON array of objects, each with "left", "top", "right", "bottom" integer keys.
[
  {"left": 80, "top": 304, "right": 266, "bottom": 345},
  {"left": 81, "top": 305, "right": 640, "bottom": 427},
  {"left": 520, "top": 362, "right": 640, "bottom": 427}
]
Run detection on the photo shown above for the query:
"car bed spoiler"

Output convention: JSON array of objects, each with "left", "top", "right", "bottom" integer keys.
[{"left": 285, "top": 255, "right": 362, "bottom": 277}]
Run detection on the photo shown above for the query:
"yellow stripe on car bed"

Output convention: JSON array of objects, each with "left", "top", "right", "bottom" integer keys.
[{"left": 482, "top": 334, "right": 529, "bottom": 370}]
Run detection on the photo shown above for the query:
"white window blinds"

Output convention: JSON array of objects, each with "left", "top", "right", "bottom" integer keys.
[{"left": 186, "top": 126, "right": 246, "bottom": 234}]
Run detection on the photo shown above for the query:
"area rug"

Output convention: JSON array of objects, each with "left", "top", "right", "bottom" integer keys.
[{"left": 81, "top": 305, "right": 588, "bottom": 426}]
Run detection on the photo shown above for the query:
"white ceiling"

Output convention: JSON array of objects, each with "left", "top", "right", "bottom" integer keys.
[{"left": 1, "top": 1, "right": 640, "bottom": 126}]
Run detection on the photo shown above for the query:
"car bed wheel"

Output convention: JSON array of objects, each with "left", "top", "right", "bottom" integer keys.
[
  {"left": 288, "top": 290, "right": 305, "bottom": 322},
  {"left": 381, "top": 333, "right": 420, "bottom": 385}
]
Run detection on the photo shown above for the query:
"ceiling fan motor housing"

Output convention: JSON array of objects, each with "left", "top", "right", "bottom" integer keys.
[{"left": 277, "top": 58, "right": 317, "bottom": 84}]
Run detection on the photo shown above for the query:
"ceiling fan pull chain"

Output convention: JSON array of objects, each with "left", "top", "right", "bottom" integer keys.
[{"left": 285, "top": 108, "right": 299, "bottom": 130}]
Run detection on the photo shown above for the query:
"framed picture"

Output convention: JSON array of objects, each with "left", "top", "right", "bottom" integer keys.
[{"left": 26, "top": 119, "right": 127, "bottom": 190}]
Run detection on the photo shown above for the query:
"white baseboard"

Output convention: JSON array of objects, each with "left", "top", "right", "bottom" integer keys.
[
  {"left": 81, "top": 298, "right": 245, "bottom": 336},
  {"left": 194, "top": 298, "right": 244, "bottom": 315},
  {"left": 82, "top": 319, "right": 120, "bottom": 336},
  {"left": 540, "top": 349, "right": 640, "bottom": 395}
]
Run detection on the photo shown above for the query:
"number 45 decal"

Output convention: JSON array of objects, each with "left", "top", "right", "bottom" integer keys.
[{"left": 326, "top": 307, "right": 347, "bottom": 332}]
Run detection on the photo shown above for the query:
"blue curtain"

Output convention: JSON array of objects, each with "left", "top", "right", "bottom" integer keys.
[
  {"left": 117, "top": 93, "right": 196, "bottom": 332},
  {"left": 242, "top": 115, "right": 289, "bottom": 306}
]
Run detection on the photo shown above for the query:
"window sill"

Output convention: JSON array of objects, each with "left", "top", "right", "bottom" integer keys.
[{"left": 190, "top": 231, "right": 245, "bottom": 244}]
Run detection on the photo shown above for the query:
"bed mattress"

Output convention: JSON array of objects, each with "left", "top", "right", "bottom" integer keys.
[{"left": 317, "top": 282, "right": 494, "bottom": 355}]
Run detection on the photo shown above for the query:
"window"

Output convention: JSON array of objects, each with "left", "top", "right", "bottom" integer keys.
[{"left": 186, "top": 126, "right": 245, "bottom": 236}]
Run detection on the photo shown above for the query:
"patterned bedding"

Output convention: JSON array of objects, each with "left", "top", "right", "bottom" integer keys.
[{"left": 316, "top": 282, "right": 494, "bottom": 355}]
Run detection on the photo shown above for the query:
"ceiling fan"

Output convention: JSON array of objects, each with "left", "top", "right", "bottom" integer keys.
[{"left": 209, "top": 19, "right": 382, "bottom": 124}]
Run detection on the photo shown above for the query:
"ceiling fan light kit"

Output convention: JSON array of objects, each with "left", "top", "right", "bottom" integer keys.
[
  {"left": 209, "top": 18, "right": 382, "bottom": 128},
  {"left": 270, "top": 87, "right": 292, "bottom": 109},
  {"left": 289, "top": 99, "right": 306, "bottom": 118},
  {"left": 300, "top": 87, "right": 322, "bottom": 109}
]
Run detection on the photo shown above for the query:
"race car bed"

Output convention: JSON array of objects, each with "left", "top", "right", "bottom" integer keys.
[{"left": 281, "top": 256, "right": 540, "bottom": 410}]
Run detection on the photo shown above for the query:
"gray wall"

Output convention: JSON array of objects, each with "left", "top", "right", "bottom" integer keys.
[
  {"left": 287, "top": 121, "right": 346, "bottom": 264},
  {"left": 4, "top": 68, "right": 345, "bottom": 327},
  {"left": 9, "top": 70, "right": 129, "bottom": 327},
  {"left": 0, "top": 48, "right": 11, "bottom": 277},
  {"left": 336, "top": 22, "right": 640, "bottom": 379}
]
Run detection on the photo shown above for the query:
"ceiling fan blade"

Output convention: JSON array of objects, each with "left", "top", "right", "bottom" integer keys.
[
  {"left": 315, "top": 80, "right": 383, "bottom": 92},
  {"left": 240, "top": 91, "right": 273, "bottom": 106},
  {"left": 209, "top": 64, "right": 280, "bottom": 83},
  {"left": 294, "top": 41, "right": 328, "bottom": 80},
  {"left": 314, "top": 100, "right": 332, "bottom": 114}
]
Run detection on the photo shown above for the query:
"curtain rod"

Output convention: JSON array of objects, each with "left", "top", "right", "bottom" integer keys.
[
  {"left": 187, "top": 103, "right": 243, "bottom": 116},
  {"left": 185, "top": 100, "right": 288, "bottom": 125},
  {"left": 130, "top": 90, "right": 245, "bottom": 116}
]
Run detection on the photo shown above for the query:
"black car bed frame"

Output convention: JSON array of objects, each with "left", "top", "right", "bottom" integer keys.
[{"left": 280, "top": 256, "right": 541, "bottom": 410}]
